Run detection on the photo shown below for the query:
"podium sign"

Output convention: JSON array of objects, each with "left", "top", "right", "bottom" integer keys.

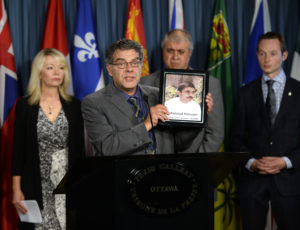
[
  {"left": 55, "top": 152, "right": 247, "bottom": 230},
  {"left": 127, "top": 162, "right": 199, "bottom": 216}
]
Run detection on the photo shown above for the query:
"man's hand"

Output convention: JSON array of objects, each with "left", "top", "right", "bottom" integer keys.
[
  {"left": 206, "top": 93, "right": 213, "bottom": 114},
  {"left": 251, "top": 156, "right": 286, "bottom": 174},
  {"left": 144, "top": 104, "right": 170, "bottom": 131}
]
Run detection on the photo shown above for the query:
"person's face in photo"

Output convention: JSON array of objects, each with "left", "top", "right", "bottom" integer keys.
[
  {"left": 106, "top": 49, "right": 142, "bottom": 96},
  {"left": 163, "top": 39, "right": 192, "bottom": 69},
  {"left": 256, "top": 38, "right": 288, "bottom": 79},
  {"left": 178, "top": 86, "right": 196, "bottom": 104}
]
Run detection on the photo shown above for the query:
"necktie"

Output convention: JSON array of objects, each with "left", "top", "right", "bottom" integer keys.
[
  {"left": 128, "top": 96, "right": 156, "bottom": 154},
  {"left": 128, "top": 97, "right": 145, "bottom": 121},
  {"left": 266, "top": 80, "right": 276, "bottom": 125}
]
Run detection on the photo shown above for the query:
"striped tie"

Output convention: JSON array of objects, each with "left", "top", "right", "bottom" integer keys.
[
  {"left": 128, "top": 96, "right": 155, "bottom": 154},
  {"left": 129, "top": 97, "right": 145, "bottom": 121},
  {"left": 266, "top": 80, "right": 276, "bottom": 125}
]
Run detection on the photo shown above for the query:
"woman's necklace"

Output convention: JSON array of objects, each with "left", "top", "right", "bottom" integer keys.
[{"left": 48, "top": 105, "right": 53, "bottom": 115}]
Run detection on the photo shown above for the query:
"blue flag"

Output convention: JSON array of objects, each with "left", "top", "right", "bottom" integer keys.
[
  {"left": 243, "top": 0, "right": 271, "bottom": 84},
  {"left": 72, "top": 0, "right": 105, "bottom": 100}
]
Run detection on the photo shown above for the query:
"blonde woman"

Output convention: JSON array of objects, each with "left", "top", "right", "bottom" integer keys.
[{"left": 12, "top": 48, "right": 85, "bottom": 229}]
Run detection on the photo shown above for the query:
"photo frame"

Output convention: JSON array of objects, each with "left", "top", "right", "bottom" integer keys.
[{"left": 159, "top": 69, "right": 209, "bottom": 127}]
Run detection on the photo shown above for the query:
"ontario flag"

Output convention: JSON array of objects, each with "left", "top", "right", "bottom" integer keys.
[
  {"left": 41, "top": 0, "right": 73, "bottom": 95},
  {"left": 169, "top": 0, "right": 184, "bottom": 30},
  {"left": 0, "top": 0, "right": 19, "bottom": 229},
  {"left": 125, "top": 0, "right": 149, "bottom": 77}
]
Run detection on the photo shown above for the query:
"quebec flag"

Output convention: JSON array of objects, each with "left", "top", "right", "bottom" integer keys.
[{"left": 72, "top": 0, "right": 105, "bottom": 100}]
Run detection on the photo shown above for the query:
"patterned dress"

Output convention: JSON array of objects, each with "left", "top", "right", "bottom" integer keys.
[{"left": 35, "top": 107, "right": 69, "bottom": 230}]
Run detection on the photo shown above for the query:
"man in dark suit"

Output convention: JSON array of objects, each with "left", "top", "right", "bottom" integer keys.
[
  {"left": 82, "top": 38, "right": 212, "bottom": 156},
  {"left": 141, "top": 29, "right": 224, "bottom": 152},
  {"left": 231, "top": 32, "right": 300, "bottom": 230}
]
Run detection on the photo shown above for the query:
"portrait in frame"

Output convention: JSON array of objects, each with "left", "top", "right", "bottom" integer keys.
[{"left": 159, "top": 69, "right": 209, "bottom": 127}]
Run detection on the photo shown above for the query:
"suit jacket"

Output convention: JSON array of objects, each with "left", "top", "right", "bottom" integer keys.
[
  {"left": 12, "top": 97, "right": 85, "bottom": 210},
  {"left": 140, "top": 70, "right": 224, "bottom": 152},
  {"left": 231, "top": 76, "right": 300, "bottom": 196},
  {"left": 81, "top": 82, "right": 204, "bottom": 156}
]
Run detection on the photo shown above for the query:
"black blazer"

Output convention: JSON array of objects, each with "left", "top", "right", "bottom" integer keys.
[
  {"left": 12, "top": 96, "right": 85, "bottom": 209},
  {"left": 231, "top": 77, "right": 300, "bottom": 196}
]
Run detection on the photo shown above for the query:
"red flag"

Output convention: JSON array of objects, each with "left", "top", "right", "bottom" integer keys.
[
  {"left": 41, "top": 0, "right": 73, "bottom": 94},
  {"left": 125, "top": 0, "right": 149, "bottom": 77},
  {"left": 0, "top": 0, "right": 20, "bottom": 229}
]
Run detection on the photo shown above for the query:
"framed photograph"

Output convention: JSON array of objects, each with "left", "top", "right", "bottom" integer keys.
[{"left": 159, "top": 69, "right": 209, "bottom": 127}]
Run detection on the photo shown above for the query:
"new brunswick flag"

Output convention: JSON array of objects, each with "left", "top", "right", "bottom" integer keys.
[
  {"left": 207, "top": 0, "right": 241, "bottom": 229},
  {"left": 125, "top": 0, "right": 149, "bottom": 77},
  {"left": 41, "top": 0, "right": 73, "bottom": 95}
]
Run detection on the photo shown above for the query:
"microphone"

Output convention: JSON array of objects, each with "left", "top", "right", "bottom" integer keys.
[
  {"left": 143, "top": 94, "right": 157, "bottom": 154},
  {"left": 142, "top": 95, "right": 154, "bottom": 129}
]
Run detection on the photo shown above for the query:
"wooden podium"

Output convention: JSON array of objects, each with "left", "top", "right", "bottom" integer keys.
[{"left": 55, "top": 152, "right": 248, "bottom": 230}]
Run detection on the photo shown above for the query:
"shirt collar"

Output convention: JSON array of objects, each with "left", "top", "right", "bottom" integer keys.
[
  {"left": 262, "top": 68, "right": 286, "bottom": 84},
  {"left": 112, "top": 82, "right": 142, "bottom": 101}
]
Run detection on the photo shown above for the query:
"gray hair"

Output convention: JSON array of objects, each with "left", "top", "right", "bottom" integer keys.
[
  {"left": 105, "top": 38, "right": 144, "bottom": 64},
  {"left": 161, "top": 29, "right": 194, "bottom": 51}
]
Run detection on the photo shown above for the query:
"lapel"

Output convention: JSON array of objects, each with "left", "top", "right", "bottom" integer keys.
[
  {"left": 250, "top": 78, "right": 271, "bottom": 128},
  {"left": 103, "top": 82, "right": 138, "bottom": 122},
  {"left": 272, "top": 77, "right": 294, "bottom": 129},
  {"left": 60, "top": 97, "right": 70, "bottom": 121},
  {"left": 155, "top": 71, "right": 161, "bottom": 88},
  {"left": 139, "top": 84, "right": 156, "bottom": 107}
]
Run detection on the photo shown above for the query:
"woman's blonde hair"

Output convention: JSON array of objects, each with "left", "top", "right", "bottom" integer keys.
[{"left": 27, "top": 48, "right": 72, "bottom": 105}]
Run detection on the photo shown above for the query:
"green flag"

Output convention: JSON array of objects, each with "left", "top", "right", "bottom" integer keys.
[
  {"left": 207, "top": 0, "right": 241, "bottom": 230},
  {"left": 207, "top": 0, "right": 233, "bottom": 146}
]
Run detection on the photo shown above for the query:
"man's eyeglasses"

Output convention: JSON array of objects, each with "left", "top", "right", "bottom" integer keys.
[{"left": 111, "top": 60, "right": 142, "bottom": 69}]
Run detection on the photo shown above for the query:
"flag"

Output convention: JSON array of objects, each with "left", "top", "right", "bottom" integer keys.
[
  {"left": 213, "top": 174, "right": 241, "bottom": 230},
  {"left": 243, "top": 0, "right": 271, "bottom": 84},
  {"left": 265, "top": 203, "right": 279, "bottom": 230},
  {"left": 0, "top": 0, "right": 19, "bottom": 229},
  {"left": 125, "top": 0, "right": 149, "bottom": 77},
  {"left": 41, "top": 0, "right": 73, "bottom": 95},
  {"left": 207, "top": 0, "right": 240, "bottom": 229},
  {"left": 169, "top": 0, "right": 184, "bottom": 30},
  {"left": 72, "top": 0, "right": 105, "bottom": 101},
  {"left": 207, "top": 0, "right": 233, "bottom": 146},
  {"left": 290, "top": 24, "right": 300, "bottom": 81}
]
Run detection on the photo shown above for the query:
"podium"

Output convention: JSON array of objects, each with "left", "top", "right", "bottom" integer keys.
[{"left": 55, "top": 152, "right": 248, "bottom": 230}]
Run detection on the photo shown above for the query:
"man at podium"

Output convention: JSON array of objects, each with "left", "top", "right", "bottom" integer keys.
[{"left": 82, "top": 38, "right": 213, "bottom": 156}]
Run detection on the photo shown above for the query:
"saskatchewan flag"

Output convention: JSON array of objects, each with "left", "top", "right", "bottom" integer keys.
[
  {"left": 207, "top": 0, "right": 241, "bottom": 229},
  {"left": 208, "top": 0, "right": 232, "bottom": 143}
]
